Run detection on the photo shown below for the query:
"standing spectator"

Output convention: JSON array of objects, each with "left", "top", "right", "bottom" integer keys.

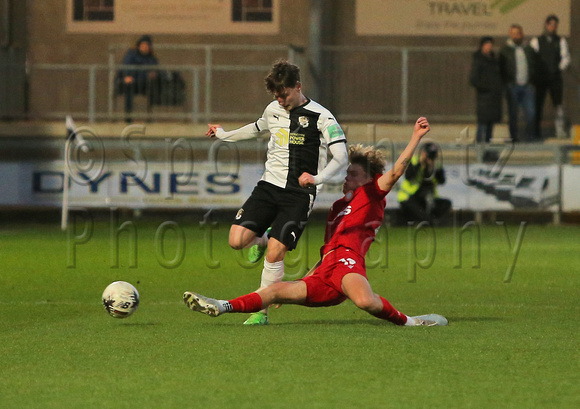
[
  {"left": 470, "top": 36, "right": 503, "bottom": 143},
  {"left": 530, "top": 15, "right": 571, "bottom": 139},
  {"left": 499, "top": 24, "right": 538, "bottom": 142},
  {"left": 118, "top": 35, "right": 159, "bottom": 123},
  {"left": 397, "top": 142, "right": 451, "bottom": 225}
]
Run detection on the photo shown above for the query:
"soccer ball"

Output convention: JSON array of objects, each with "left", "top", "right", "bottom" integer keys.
[{"left": 102, "top": 281, "right": 140, "bottom": 318}]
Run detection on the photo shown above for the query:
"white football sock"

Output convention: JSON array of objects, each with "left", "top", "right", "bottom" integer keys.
[
  {"left": 260, "top": 259, "right": 284, "bottom": 289},
  {"left": 257, "top": 260, "right": 284, "bottom": 315},
  {"left": 218, "top": 300, "right": 232, "bottom": 314},
  {"left": 404, "top": 316, "right": 417, "bottom": 326},
  {"left": 247, "top": 230, "right": 269, "bottom": 249}
]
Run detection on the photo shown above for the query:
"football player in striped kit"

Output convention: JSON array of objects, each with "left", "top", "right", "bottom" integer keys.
[{"left": 206, "top": 59, "right": 348, "bottom": 325}]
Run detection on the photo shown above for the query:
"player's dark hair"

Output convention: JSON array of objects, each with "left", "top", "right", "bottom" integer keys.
[
  {"left": 348, "top": 144, "right": 386, "bottom": 177},
  {"left": 265, "top": 59, "right": 301, "bottom": 95},
  {"left": 545, "top": 14, "right": 559, "bottom": 24}
]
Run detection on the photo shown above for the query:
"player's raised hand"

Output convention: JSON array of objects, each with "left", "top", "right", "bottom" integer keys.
[
  {"left": 414, "top": 117, "right": 430, "bottom": 139},
  {"left": 206, "top": 124, "right": 222, "bottom": 137}
]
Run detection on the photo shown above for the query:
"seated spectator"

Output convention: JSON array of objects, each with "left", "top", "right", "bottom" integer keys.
[
  {"left": 118, "top": 35, "right": 159, "bottom": 123},
  {"left": 397, "top": 142, "right": 451, "bottom": 225}
]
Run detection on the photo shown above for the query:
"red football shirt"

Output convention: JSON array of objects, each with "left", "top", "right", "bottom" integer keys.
[{"left": 321, "top": 174, "right": 389, "bottom": 258}]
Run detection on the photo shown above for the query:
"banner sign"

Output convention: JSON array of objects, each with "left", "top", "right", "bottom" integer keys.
[
  {"left": 356, "top": 0, "right": 571, "bottom": 37},
  {"left": 2, "top": 161, "right": 579, "bottom": 211},
  {"left": 67, "top": 0, "right": 280, "bottom": 35}
]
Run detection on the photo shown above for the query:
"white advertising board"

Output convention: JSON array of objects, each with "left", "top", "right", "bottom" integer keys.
[{"left": 1, "top": 161, "right": 577, "bottom": 211}]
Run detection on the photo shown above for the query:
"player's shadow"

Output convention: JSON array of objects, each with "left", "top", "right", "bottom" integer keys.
[
  {"left": 442, "top": 316, "right": 502, "bottom": 322},
  {"left": 213, "top": 316, "right": 502, "bottom": 326},
  {"left": 117, "top": 322, "right": 158, "bottom": 326}
]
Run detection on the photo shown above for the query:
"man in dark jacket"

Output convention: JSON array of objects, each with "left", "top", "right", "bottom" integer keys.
[
  {"left": 530, "top": 15, "right": 571, "bottom": 139},
  {"left": 470, "top": 36, "right": 503, "bottom": 143},
  {"left": 119, "top": 35, "right": 159, "bottom": 122},
  {"left": 499, "top": 24, "right": 538, "bottom": 142}
]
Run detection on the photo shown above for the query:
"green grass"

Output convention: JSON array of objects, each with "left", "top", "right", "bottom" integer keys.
[{"left": 1, "top": 219, "right": 579, "bottom": 408}]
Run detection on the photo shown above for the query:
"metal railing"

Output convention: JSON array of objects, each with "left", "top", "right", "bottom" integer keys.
[
  {"left": 21, "top": 43, "right": 580, "bottom": 124},
  {"left": 24, "top": 44, "right": 490, "bottom": 123},
  {"left": 25, "top": 43, "right": 483, "bottom": 123}
]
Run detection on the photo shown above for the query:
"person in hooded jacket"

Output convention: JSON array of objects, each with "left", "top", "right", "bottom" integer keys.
[
  {"left": 470, "top": 36, "right": 503, "bottom": 143},
  {"left": 119, "top": 35, "right": 159, "bottom": 122}
]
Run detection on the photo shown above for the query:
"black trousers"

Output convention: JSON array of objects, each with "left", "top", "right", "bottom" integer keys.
[
  {"left": 535, "top": 77, "right": 563, "bottom": 139},
  {"left": 400, "top": 195, "right": 452, "bottom": 224}
]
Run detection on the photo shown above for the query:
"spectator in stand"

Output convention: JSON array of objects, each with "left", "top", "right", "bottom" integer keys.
[
  {"left": 470, "top": 36, "right": 503, "bottom": 143},
  {"left": 530, "top": 15, "right": 571, "bottom": 139},
  {"left": 118, "top": 35, "right": 159, "bottom": 123},
  {"left": 499, "top": 24, "right": 539, "bottom": 142}
]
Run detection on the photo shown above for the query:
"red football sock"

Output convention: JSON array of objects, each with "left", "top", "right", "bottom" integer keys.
[
  {"left": 228, "top": 292, "right": 263, "bottom": 313},
  {"left": 372, "top": 296, "right": 408, "bottom": 325}
]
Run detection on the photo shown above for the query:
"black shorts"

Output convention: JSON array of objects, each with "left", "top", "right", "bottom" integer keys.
[{"left": 233, "top": 181, "right": 315, "bottom": 250}]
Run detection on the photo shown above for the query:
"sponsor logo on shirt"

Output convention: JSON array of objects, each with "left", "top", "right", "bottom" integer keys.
[
  {"left": 289, "top": 133, "right": 305, "bottom": 145},
  {"left": 328, "top": 123, "right": 345, "bottom": 139},
  {"left": 275, "top": 128, "right": 289, "bottom": 146}
]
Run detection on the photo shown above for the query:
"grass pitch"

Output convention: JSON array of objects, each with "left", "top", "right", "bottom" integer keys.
[{"left": 1, "top": 217, "right": 579, "bottom": 409}]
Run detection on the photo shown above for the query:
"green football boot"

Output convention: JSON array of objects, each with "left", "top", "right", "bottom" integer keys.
[
  {"left": 243, "top": 311, "right": 268, "bottom": 325},
  {"left": 248, "top": 227, "right": 271, "bottom": 263}
]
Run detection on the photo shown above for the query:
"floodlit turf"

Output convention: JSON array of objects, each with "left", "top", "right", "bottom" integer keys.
[{"left": 1, "top": 218, "right": 579, "bottom": 408}]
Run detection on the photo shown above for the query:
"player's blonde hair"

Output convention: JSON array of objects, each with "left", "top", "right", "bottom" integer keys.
[{"left": 348, "top": 144, "right": 386, "bottom": 177}]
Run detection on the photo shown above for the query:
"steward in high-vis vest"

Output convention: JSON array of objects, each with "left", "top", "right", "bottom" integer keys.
[{"left": 397, "top": 142, "right": 451, "bottom": 224}]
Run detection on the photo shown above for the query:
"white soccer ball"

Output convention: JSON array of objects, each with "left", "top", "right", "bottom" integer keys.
[{"left": 102, "top": 281, "right": 140, "bottom": 318}]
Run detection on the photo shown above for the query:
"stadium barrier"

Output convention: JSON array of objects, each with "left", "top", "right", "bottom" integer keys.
[
  {"left": 0, "top": 131, "right": 579, "bottom": 224},
  {"left": 25, "top": 44, "right": 489, "bottom": 124}
]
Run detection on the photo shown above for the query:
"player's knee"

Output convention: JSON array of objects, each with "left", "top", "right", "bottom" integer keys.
[
  {"left": 228, "top": 236, "right": 244, "bottom": 250},
  {"left": 352, "top": 295, "right": 377, "bottom": 312},
  {"left": 228, "top": 229, "right": 249, "bottom": 250},
  {"left": 261, "top": 282, "right": 284, "bottom": 303},
  {"left": 264, "top": 239, "right": 287, "bottom": 263},
  {"left": 268, "top": 282, "right": 284, "bottom": 296}
]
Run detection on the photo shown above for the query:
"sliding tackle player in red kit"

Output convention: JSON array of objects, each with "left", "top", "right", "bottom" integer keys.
[{"left": 184, "top": 117, "right": 448, "bottom": 327}]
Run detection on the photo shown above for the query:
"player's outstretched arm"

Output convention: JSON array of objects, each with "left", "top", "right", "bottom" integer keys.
[
  {"left": 377, "top": 117, "right": 430, "bottom": 192},
  {"left": 206, "top": 124, "right": 222, "bottom": 137},
  {"left": 205, "top": 122, "right": 263, "bottom": 142}
]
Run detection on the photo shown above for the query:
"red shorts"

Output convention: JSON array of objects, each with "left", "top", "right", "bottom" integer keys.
[{"left": 301, "top": 247, "right": 367, "bottom": 307}]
